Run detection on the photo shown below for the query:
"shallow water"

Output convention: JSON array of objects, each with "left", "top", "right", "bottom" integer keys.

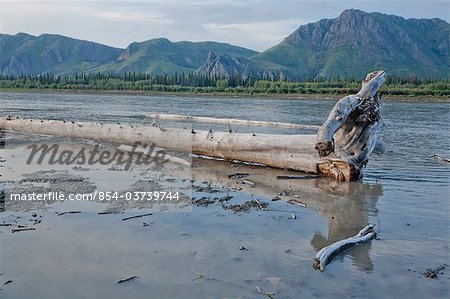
[{"left": 0, "top": 92, "right": 449, "bottom": 298}]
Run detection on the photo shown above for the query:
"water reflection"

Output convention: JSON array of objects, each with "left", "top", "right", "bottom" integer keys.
[
  {"left": 188, "top": 158, "right": 382, "bottom": 271},
  {"left": 310, "top": 182, "right": 381, "bottom": 271}
]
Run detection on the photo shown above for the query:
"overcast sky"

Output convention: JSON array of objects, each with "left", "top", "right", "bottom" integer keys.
[{"left": 0, "top": 0, "right": 448, "bottom": 51}]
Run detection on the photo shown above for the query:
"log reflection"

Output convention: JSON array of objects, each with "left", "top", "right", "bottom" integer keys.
[{"left": 189, "top": 158, "right": 382, "bottom": 271}]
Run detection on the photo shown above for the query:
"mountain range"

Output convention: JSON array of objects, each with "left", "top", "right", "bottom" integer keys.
[{"left": 1, "top": 9, "right": 449, "bottom": 79}]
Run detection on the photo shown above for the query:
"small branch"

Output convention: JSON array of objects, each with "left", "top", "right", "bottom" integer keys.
[
  {"left": 240, "top": 180, "right": 255, "bottom": 187},
  {"left": 115, "top": 275, "right": 138, "bottom": 284},
  {"left": 262, "top": 208, "right": 302, "bottom": 214},
  {"left": 256, "top": 286, "right": 276, "bottom": 299},
  {"left": 192, "top": 270, "right": 275, "bottom": 298},
  {"left": 192, "top": 270, "right": 213, "bottom": 281},
  {"left": 11, "top": 227, "right": 36, "bottom": 233},
  {"left": 121, "top": 213, "right": 153, "bottom": 221},
  {"left": 228, "top": 173, "right": 250, "bottom": 179},
  {"left": 57, "top": 211, "right": 81, "bottom": 216},
  {"left": 98, "top": 211, "right": 115, "bottom": 215},
  {"left": 276, "top": 175, "right": 320, "bottom": 180},
  {"left": 287, "top": 199, "right": 307, "bottom": 208},
  {"left": 313, "top": 224, "right": 377, "bottom": 272}
]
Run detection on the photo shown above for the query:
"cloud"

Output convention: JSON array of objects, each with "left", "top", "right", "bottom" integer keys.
[
  {"left": 203, "top": 19, "right": 311, "bottom": 50},
  {"left": 0, "top": 0, "right": 448, "bottom": 51},
  {"left": 92, "top": 12, "right": 174, "bottom": 24}
]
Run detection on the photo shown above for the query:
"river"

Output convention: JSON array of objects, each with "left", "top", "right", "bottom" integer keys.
[{"left": 0, "top": 92, "right": 449, "bottom": 298}]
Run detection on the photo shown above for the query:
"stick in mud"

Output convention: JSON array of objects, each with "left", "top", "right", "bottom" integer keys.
[
  {"left": 11, "top": 227, "right": 36, "bottom": 233},
  {"left": 255, "top": 286, "right": 275, "bottom": 299},
  {"left": 240, "top": 180, "right": 255, "bottom": 187},
  {"left": 276, "top": 175, "right": 320, "bottom": 180},
  {"left": 121, "top": 213, "right": 153, "bottom": 221},
  {"left": 192, "top": 270, "right": 275, "bottom": 299},
  {"left": 287, "top": 199, "right": 307, "bottom": 208},
  {"left": 228, "top": 173, "right": 250, "bottom": 179},
  {"left": 57, "top": 211, "right": 82, "bottom": 216},
  {"left": 115, "top": 275, "right": 138, "bottom": 284}
]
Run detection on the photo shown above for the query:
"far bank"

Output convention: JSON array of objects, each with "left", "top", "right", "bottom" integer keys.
[{"left": 0, "top": 88, "right": 449, "bottom": 103}]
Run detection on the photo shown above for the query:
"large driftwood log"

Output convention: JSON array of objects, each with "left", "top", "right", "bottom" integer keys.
[
  {"left": 0, "top": 71, "right": 386, "bottom": 181},
  {"left": 0, "top": 117, "right": 343, "bottom": 175},
  {"left": 0, "top": 117, "right": 357, "bottom": 180}
]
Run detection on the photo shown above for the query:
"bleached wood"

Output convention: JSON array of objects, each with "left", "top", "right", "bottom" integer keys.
[
  {"left": 149, "top": 113, "right": 320, "bottom": 130},
  {"left": 313, "top": 224, "right": 377, "bottom": 272},
  {"left": 316, "top": 70, "right": 386, "bottom": 172},
  {"left": 117, "top": 144, "right": 191, "bottom": 166},
  {"left": 0, "top": 117, "right": 325, "bottom": 173}
]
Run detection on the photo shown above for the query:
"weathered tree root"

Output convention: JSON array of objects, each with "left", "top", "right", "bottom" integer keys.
[
  {"left": 313, "top": 224, "right": 377, "bottom": 272},
  {"left": 315, "top": 70, "right": 387, "bottom": 173}
]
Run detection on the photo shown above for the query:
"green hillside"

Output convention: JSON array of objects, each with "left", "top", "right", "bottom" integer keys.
[
  {"left": 0, "top": 33, "right": 122, "bottom": 76},
  {"left": 251, "top": 9, "right": 450, "bottom": 79},
  {"left": 92, "top": 38, "right": 258, "bottom": 74}
]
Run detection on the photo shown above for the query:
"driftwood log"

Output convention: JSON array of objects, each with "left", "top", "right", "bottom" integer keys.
[
  {"left": 313, "top": 224, "right": 377, "bottom": 272},
  {"left": 0, "top": 71, "right": 386, "bottom": 181},
  {"left": 149, "top": 113, "right": 320, "bottom": 130}
]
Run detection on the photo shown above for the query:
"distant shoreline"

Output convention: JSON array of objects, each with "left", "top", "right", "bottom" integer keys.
[{"left": 1, "top": 87, "right": 449, "bottom": 103}]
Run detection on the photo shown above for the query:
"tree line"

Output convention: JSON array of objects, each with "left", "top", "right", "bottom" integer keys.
[{"left": 0, "top": 72, "right": 448, "bottom": 97}]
